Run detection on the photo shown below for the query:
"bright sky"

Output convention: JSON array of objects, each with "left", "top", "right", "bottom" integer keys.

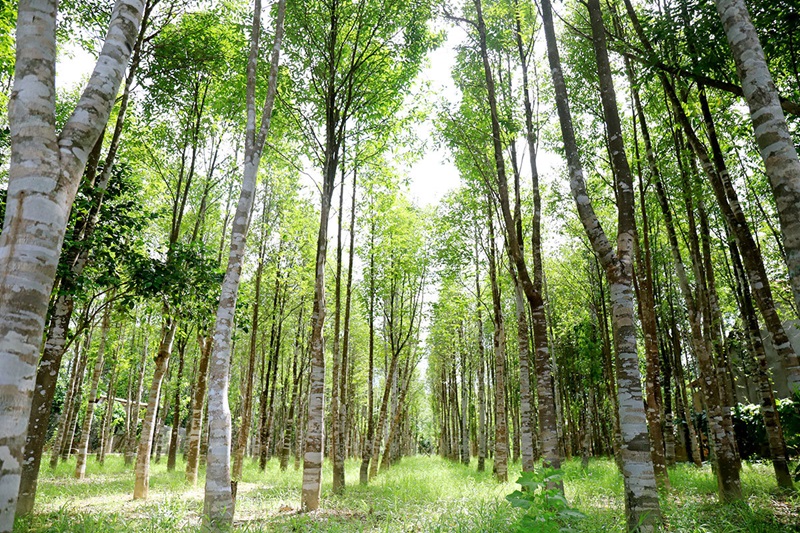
[
  {"left": 56, "top": 28, "right": 466, "bottom": 209},
  {"left": 406, "top": 27, "right": 465, "bottom": 208}
]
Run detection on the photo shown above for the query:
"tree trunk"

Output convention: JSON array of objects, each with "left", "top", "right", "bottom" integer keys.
[
  {"left": 0, "top": 1, "right": 144, "bottom": 526},
  {"left": 203, "top": 1, "right": 285, "bottom": 525},
  {"left": 166, "top": 339, "right": 186, "bottom": 472},
  {"left": 280, "top": 306, "right": 303, "bottom": 471},
  {"left": 126, "top": 335, "right": 149, "bottom": 467},
  {"left": 368, "top": 349, "right": 401, "bottom": 480},
  {"left": 74, "top": 305, "right": 112, "bottom": 479},
  {"left": 154, "top": 372, "right": 170, "bottom": 463},
  {"left": 302, "top": 136, "right": 339, "bottom": 511},
  {"left": 360, "top": 223, "right": 376, "bottom": 484},
  {"left": 628, "top": 63, "right": 669, "bottom": 487},
  {"left": 185, "top": 333, "right": 210, "bottom": 483},
  {"left": 337, "top": 166, "right": 358, "bottom": 485},
  {"left": 540, "top": 0, "right": 661, "bottom": 528},
  {"left": 380, "top": 356, "right": 414, "bottom": 472},
  {"left": 511, "top": 272, "right": 534, "bottom": 472},
  {"left": 134, "top": 320, "right": 176, "bottom": 500},
  {"left": 475, "top": 236, "right": 487, "bottom": 473},
  {"left": 98, "top": 357, "right": 118, "bottom": 464},
  {"left": 486, "top": 208, "right": 509, "bottom": 483},
  {"left": 49, "top": 332, "right": 89, "bottom": 471},
  {"left": 233, "top": 243, "right": 266, "bottom": 481},
  {"left": 330, "top": 151, "right": 347, "bottom": 494},
  {"left": 728, "top": 236, "right": 794, "bottom": 489},
  {"left": 512, "top": 0, "right": 558, "bottom": 474},
  {"left": 459, "top": 326, "right": 470, "bottom": 466},
  {"left": 653, "top": 156, "right": 742, "bottom": 501},
  {"left": 714, "top": 0, "right": 800, "bottom": 322}
]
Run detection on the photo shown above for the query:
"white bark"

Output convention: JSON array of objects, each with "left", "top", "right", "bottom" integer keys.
[
  {"left": 74, "top": 306, "right": 112, "bottom": 479},
  {"left": 0, "top": 0, "right": 143, "bottom": 528},
  {"left": 133, "top": 321, "right": 175, "bottom": 500},
  {"left": 186, "top": 334, "right": 211, "bottom": 484},
  {"left": 202, "top": 0, "right": 285, "bottom": 528},
  {"left": 715, "top": 0, "right": 800, "bottom": 326},
  {"left": 539, "top": 0, "right": 661, "bottom": 528}
]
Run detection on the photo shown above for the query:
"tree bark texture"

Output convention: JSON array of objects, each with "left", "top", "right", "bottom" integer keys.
[
  {"left": 541, "top": 0, "right": 661, "bottom": 528},
  {"left": 0, "top": 0, "right": 144, "bottom": 527},
  {"left": 715, "top": 0, "right": 800, "bottom": 324},
  {"left": 133, "top": 321, "right": 175, "bottom": 500},
  {"left": 203, "top": 0, "right": 285, "bottom": 526},
  {"left": 186, "top": 334, "right": 211, "bottom": 484}
]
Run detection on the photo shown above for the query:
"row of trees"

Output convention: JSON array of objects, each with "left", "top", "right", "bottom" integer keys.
[
  {"left": 1, "top": 0, "right": 799, "bottom": 532},
  {"left": 425, "top": 0, "right": 799, "bottom": 532},
  {"left": 0, "top": 0, "right": 438, "bottom": 531}
]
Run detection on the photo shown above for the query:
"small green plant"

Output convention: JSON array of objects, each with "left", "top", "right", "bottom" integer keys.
[{"left": 505, "top": 467, "right": 584, "bottom": 533}]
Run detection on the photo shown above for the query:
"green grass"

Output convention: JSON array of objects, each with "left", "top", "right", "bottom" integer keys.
[{"left": 14, "top": 454, "right": 799, "bottom": 532}]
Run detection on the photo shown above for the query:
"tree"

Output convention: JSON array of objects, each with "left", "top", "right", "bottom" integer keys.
[
  {"left": 538, "top": 0, "right": 661, "bottom": 529},
  {"left": 202, "top": 0, "right": 286, "bottom": 527},
  {"left": 0, "top": 0, "right": 144, "bottom": 528},
  {"left": 714, "top": 0, "right": 800, "bottom": 333},
  {"left": 284, "top": 0, "right": 435, "bottom": 509}
]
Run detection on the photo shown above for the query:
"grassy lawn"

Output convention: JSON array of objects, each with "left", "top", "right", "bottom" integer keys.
[{"left": 14, "top": 454, "right": 799, "bottom": 532}]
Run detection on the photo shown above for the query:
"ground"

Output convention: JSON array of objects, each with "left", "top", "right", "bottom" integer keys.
[{"left": 14, "top": 454, "right": 800, "bottom": 532}]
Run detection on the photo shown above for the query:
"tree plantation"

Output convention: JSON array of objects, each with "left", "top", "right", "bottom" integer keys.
[{"left": 2, "top": 0, "right": 800, "bottom": 531}]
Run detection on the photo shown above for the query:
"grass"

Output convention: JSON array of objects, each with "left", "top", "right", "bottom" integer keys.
[{"left": 14, "top": 454, "right": 800, "bottom": 532}]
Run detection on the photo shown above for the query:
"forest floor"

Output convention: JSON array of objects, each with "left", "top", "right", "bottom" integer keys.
[{"left": 14, "top": 454, "right": 800, "bottom": 532}]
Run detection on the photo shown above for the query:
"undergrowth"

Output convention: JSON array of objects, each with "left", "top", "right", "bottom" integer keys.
[{"left": 14, "top": 454, "right": 799, "bottom": 532}]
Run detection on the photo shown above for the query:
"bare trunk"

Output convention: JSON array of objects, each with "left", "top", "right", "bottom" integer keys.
[
  {"left": 475, "top": 239, "right": 487, "bottom": 472},
  {"left": 233, "top": 246, "right": 265, "bottom": 481},
  {"left": 715, "top": 0, "right": 800, "bottom": 323},
  {"left": 728, "top": 237, "right": 793, "bottom": 489},
  {"left": 134, "top": 321, "right": 176, "bottom": 500},
  {"left": 74, "top": 305, "right": 112, "bottom": 478},
  {"left": 50, "top": 332, "right": 90, "bottom": 470},
  {"left": 126, "top": 335, "right": 149, "bottom": 467},
  {"left": 368, "top": 350, "right": 401, "bottom": 480},
  {"left": 654, "top": 162, "right": 742, "bottom": 501},
  {"left": 302, "top": 146, "right": 337, "bottom": 511},
  {"left": 380, "top": 356, "right": 414, "bottom": 472},
  {"left": 0, "top": 0, "right": 145, "bottom": 525},
  {"left": 459, "top": 327, "right": 470, "bottom": 466},
  {"left": 203, "top": 1, "right": 285, "bottom": 526},
  {"left": 487, "top": 210, "right": 508, "bottom": 483},
  {"left": 166, "top": 340, "right": 185, "bottom": 472},
  {"left": 98, "top": 358, "right": 118, "bottom": 464},
  {"left": 540, "top": 0, "right": 661, "bottom": 527},
  {"left": 360, "top": 226, "right": 376, "bottom": 484},
  {"left": 330, "top": 153, "right": 346, "bottom": 494},
  {"left": 186, "top": 334, "right": 210, "bottom": 484}
]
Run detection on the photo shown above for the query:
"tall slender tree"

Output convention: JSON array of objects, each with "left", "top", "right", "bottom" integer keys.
[
  {"left": 539, "top": 0, "right": 661, "bottom": 528},
  {"left": 0, "top": 0, "right": 144, "bottom": 527},
  {"left": 202, "top": 0, "right": 286, "bottom": 527}
]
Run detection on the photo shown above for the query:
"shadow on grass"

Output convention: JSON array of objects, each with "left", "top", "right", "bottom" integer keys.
[{"left": 15, "top": 454, "right": 800, "bottom": 532}]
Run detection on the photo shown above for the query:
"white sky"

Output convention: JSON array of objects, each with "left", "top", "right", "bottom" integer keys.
[
  {"left": 406, "top": 27, "right": 465, "bottom": 207},
  {"left": 56, "top": 31, "right": 465, "bottom": 209}
]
